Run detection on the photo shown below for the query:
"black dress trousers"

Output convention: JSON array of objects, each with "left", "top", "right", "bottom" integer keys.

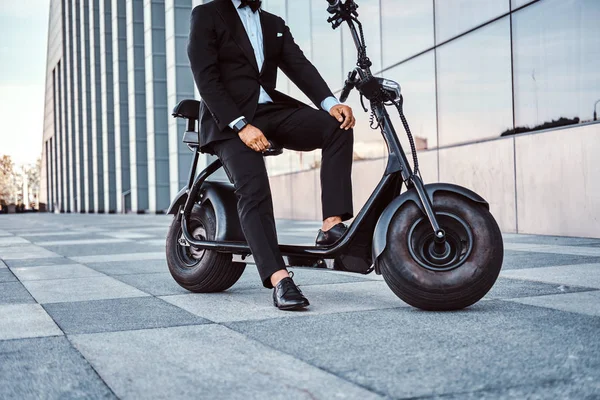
[{"left": 211, "top": 103, "right": 354, "bottom": 288}]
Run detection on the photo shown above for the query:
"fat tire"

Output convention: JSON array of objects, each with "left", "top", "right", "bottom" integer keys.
[
  {"left": 166, "top": 204, "right": 245, "bottom": 293},
  {"left": 380, "top": 192, "right": 503, "bottom": 311}
]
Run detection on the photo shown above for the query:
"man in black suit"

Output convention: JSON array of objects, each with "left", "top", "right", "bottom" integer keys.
[{"left": 188, "top": 0, "right": 355, "bottom": 310}]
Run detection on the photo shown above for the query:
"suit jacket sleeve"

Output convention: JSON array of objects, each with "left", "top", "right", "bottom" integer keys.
[
  {"left": 278, "top": 22, "right": 335, "bottom": 108},
  {"left": 188, "top": 6, "right": 243, "bottom": 131}
]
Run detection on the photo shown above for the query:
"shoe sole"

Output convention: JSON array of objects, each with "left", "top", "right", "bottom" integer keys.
[{"left": 274, "top": 301, "right": 310, "bottom": 311}]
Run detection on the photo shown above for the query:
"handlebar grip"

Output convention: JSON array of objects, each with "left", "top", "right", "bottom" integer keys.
[
  {"left": 327, "top": 0, "right": 340, "bottom": 5},
  {"left": 340, "top": 84, "right": 352, "bottom": 103}
]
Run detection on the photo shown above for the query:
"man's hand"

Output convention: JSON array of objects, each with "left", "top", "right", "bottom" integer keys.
[
  {"left": 329, "top": 104, "right": 356, "bottom": 130},
  {"left": 238, "top": 124, "right": 270, "bottom": 152}
]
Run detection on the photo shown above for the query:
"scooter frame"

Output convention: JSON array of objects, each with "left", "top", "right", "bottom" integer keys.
[{"left": 168, "top": 0, "right": 490, "bottom": 269}]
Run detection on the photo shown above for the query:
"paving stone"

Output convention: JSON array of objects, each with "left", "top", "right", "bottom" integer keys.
[
  {"left": 484, "top": 277, "right": 596, "bottom": 300},
  {"left": 11, "top": 264, "right": 105, "bottom": 281},
  {"left": 501, "top": 250, "right": 600, "bottom": 270},
  {"left": 0, "top": 304, "right": 63, "bottom": 340},
  {"left": 0, "top": 236, "right": 30, "bottom": 246},
  {"left": 227, "top": 301, "right": 600, "bottom": 399},
  {"left": 113, "top": 273, "right": 189, "bottom": 296},
  {"left": 0, "top": 268, "right": 17, "bottom": 282},
  {"left": 97, "top": 231, "right": 154, "bottom": 239},
  {"left": 21, "top": 276, "right": 149, "bottom": 304},
  {"left": 2, "top": 257, "right": 78, "bottom": 268},
  {"left": 504, "top": 243, "right": 600, "bottom": 257},
  {"left": 161, "top": 280, "right": 407, "bottom": 323},
  {"left": 509, "top": 290, "right": 600, "bottom": 317},
  {"left": 44, "top": 297, "right": 210, "bottom": 334},
  {"left": 85, "top": 258, "right": 169, "bottom": 276},
  {"left": 501, "top": 263, "right": 600, "bottom": 289},
  {"left": 0, "top": 336, "right": 116, "bottom": 399},
  {"left": 71, "top": 252, "right": 165, "bottom": 264},
  {"left": 502, "top": 234, "right": 600, "bottom": 247},
  {"left": 0, "top": 282, "right": 35, "bottom": 304},
  {"left": 70, "top": 325, "right": 381, "bottom": 400},
  {"left": 0, "top": 244, "right": 61, "bottom": 260},
  {"left": 39, "top": 242, "right": 164, "bottom": 257}
]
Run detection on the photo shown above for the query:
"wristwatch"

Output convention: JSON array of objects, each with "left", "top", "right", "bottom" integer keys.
[{"left": 232, "top": 118, "right": 249, "bottom": 133}]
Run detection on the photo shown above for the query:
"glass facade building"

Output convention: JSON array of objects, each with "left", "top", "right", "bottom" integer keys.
[{"left": 42, "top": 0, "right": 600, "bottom": 237}]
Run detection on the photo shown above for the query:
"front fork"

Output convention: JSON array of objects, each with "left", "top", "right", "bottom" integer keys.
[{"left": 373, "top": 103, "right": 447, "bottom": 247}]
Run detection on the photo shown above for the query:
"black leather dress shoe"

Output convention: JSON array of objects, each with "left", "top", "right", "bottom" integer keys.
[
  {"left": 273, "top": 277, "right": 310, "bottom": 311},
  {"left": 315, "top": 223, "right": 347, "bottom": 246}
]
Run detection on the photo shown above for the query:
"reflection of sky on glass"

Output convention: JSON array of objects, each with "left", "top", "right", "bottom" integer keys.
[
  {"left": 386, "top": 52, "right": 437, "bottom": 150},
  {"left": 513, "top": 0, "right": 600, "bottom": 127},
  {"left": 435, "top": 0, "right": 509, "bottom": 44},
  {"left": 311, "top": 0, "right": 343, "bottom": 91},
  {"left": 284, "top": 0, "right": 312, "bottom": 104},
  {"left": 511, "top": 0, "right": 536, "bottom": 10},
  {"left": 437, "top": 17, "right": 513, "bottom": 146},
  {"left": 381, "top": 0, "right": 434, "bottom": 69},
  {"left": 342, "top": 0, "right": 381, "bottom": 76}
]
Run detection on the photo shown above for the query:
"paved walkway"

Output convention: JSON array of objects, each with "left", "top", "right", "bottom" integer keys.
[{"left": 0, "top": 213, "right": 599, "bottom": 399}]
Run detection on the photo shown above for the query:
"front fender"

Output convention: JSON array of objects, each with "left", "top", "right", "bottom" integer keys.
[
  {"left": 166, "top": 181, "right": 244, "bottom": 242},
  {"left": 167, "top": 187, "right": 188, "bottom": 215},
  {"left": 372, "top": 183, "right": 489, "bottom": 269}
]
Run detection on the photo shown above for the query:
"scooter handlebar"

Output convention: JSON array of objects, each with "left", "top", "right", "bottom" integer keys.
[{"left": 339, "top": 69, "right": 358, "bottom": 103}]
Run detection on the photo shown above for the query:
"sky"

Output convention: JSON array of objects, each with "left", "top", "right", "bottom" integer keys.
[{"left": 0, "top": 0, "right": 50, "bottom": 166}]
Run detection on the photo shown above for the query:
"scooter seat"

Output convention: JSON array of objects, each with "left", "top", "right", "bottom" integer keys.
[{"left": 172, "top": 99, "right": 200, "bottom": 120}]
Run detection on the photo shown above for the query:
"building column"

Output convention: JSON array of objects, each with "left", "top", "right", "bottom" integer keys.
[
  {"left": 126, "top": 0, "right": 149, "bottom": 213},
  {"left": 71, "top": 0, "right": 83, "bottom": 212},
  {"left": 62, "top": 0, "right": 73, "bottom": 212},
  {"left": 99, "top": 0, "right": 117, "bottom": 213},
  {"left": 144, "top": 0, "right": 170, "bottom": 213},
  {"left": 112, "top": 0, "right": 131, "bottom": 213},
  {"left": 89, "top": 0, "right": 105, "bottom": 212},
  {"left": 80, "top": 0, "right": 94, "bottom": 212},
  {"left": 166, "top": 0, "right": 196, "bottom": 200}
]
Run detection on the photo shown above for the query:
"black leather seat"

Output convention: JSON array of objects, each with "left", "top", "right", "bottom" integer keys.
[
  {"left": 171, "top": 99, "right": 283, "bottom": 156},
  {"left": 172, "top": 99, "right": 201, "bottom": 120}
]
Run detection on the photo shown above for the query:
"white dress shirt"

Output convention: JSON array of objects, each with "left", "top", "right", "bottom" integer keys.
[{"left": 229, "top": 0, "right": 339, "bottom": 128}]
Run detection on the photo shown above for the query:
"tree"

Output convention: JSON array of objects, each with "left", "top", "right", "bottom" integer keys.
[{"left": 0, "top": 155, "right": 18, "bottom": 206}]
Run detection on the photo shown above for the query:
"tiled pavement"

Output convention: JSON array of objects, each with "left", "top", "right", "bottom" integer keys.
[{"left": 0, "top": 214, "right": 599, "bottom": 399}]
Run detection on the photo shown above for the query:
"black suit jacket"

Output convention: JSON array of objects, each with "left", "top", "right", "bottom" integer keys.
[{"left": 188, "top": 0, "right": 334, "bottom": 152}]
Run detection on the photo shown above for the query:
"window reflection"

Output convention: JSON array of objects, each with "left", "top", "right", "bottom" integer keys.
[
  {"left": 437, "top": 17, "right": 513, "bottom": 146},
  {"left": 342, "top": 0, "right": 381, "bottom": 75},
  {"left": 385, "top": 51, "right": 438, "bottom": 151},
  {"left": 381, "top": 0, "right": 434, "bottom": 69},
  {"left": 512, "top": 0, "right": 600, "bottom": 133},
  {"left": 285, "top": 0, "right": 312, "bottom": 104},
  {"left": 511, "top": 0, "right": 536, "bottom": 10},
  {"left": 311, "top": 0, "right": 343, "bottom": 92},
  {"left": 435, "top": 0, "right": 509, "bottom": 44}
]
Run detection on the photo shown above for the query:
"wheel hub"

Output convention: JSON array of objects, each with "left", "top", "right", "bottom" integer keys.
[
  {"left": 189, "top": 226, "right": 207, "bottom": 260},
  {"left": 407, "top": 212, "right": 473, "bottom": 272}
]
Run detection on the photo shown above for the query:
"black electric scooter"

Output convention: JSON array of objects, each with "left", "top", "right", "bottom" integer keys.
[{"left": 165, "top": 0, "right": 503, "bottom": 310}]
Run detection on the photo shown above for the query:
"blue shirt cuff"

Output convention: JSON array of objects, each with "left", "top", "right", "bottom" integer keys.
[{"left": 320, "top": 96, "right": 340, "bottom": 113}]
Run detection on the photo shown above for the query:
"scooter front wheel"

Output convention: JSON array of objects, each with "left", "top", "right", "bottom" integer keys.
[
  {"left": 380, "top": 192, "right": 503, "bottom": 310},
  {"left": 166, "top": 204, "right": 245, "bottom": 293}
]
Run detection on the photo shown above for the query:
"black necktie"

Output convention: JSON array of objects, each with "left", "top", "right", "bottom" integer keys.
[{"left": 239, "top": 0, "right": 261, "bottom": 13}]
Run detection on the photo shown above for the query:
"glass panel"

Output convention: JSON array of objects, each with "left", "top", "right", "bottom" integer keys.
[
  {"left": 435, "top": 0, "right": 509, "bottom": 44},
  {"left": 511, "top": 0, "right": 536, "bottom": 10},
  {"left": 437, "top": 17, "right": 513, "bottom": 146},
  {"left": 262, "top": 0, "right": 286, "bottom": 18},
  {"left": 385, "top": 51, "right": 438, "bottom": 151},
  {"left": 342, "top": 0, "right": 382, "bottom": 75},
  {"left": 512, "top": 0, "right": 600, "bottom": 133},
  {"left": 311, "top": 0, "right": 343, "bottom": 93},
  {"left": 285, "top": 0, "right": 312, "bottom": 104},
  {"left": 381, "top": 0, "right": 434, "bottom": 69}
]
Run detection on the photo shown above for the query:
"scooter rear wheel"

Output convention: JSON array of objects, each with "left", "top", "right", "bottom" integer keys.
[
  {"left": 166, "top": 204, "right": 245, "bottom": 292},
  {"left": 380, "top": 192, "right": 503, "bottom": 310}
]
